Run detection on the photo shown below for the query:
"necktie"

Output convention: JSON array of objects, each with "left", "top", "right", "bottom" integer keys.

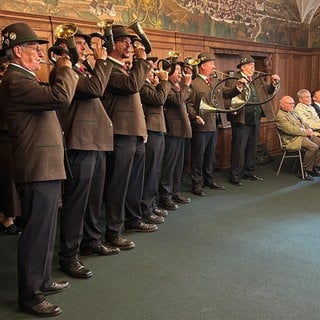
[
  {"left": 206, "top": 77, "right": 211, "bottom": 85},
  {"left": 79, "top": 65, "right": 85, "bottom": 73},
  {"left": 175, "top": 83, "right": 181, "bottom": 91},
  {"left": 247, "top": 76, "right": 252, "bottom": 82}
]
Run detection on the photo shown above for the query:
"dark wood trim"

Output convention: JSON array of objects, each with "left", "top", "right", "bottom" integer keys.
[{"left": 1, "top": 10, "right": 320, "bottom": 168}]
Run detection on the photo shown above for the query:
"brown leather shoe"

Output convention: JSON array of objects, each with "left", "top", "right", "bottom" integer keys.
[
  {"left": 59, "top": 260, "right": 93, "bottom": 278},
  {"left": 229, "top": 176, "right": 242, "bottom": 186},
  {"left": 172, "top": 194, "right": 191, "bottom": 204},
  {"left": 20, "top": 300, "right": 62, "bottom": 317},
  {"left": 153, "top": 208, "right": 168, "bottom": 217},
  {"left": 204, "top": 181, "right": 226, "bottom": 190},
  {"left": 143, "top": 214, "right": 165, "bottom": 224},
  {"left": 125, "top": 221, "right": 158, "bottom": 232},
  {"left": 244, "top": 174, "right": 264, "bottom": 181},
  {"left": 160, "top": 199, "right": 179, "bottom": 210},
  {"left": 192, "top": 188, "right": 205, "bottom": 196},
  {"left": 42, "top": 281, "right": 70, "bottom": 295},
  {"left": 79, "top": 244, "right": 120, "bottom": 256},
  {"left": 105, "top": 234, "right": 135, "bottom": 250}
]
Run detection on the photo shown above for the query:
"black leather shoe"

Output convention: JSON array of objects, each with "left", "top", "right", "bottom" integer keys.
[
  {"left": 126, "top": 221, "right": 158, "bottom": 232},
  {"left": 304, "top": 171, "right": 314, "bottom": 181},
  {"left": 245, "top": 174, "right": 264, "bottom": 181},
  {"left": 4, "top": 223, "right": 21, "bottom": 235},
  {"left": 153, "top": 208, "right": 168, "bottom": 217},
  {"left": 59, "top": 260, "right": 93, "bottom": 279},
  {"left": 172, "top": 194, "right": 191, "bottom": 204},
  {"left": 79, "top": 244, "right": 120, "bottom": 256},
  {"left": 192, "top": 188, "right": 205, "bottom": 196},
  {"left": 160, "top": 199, "right": 179, "bottom": 210},
  {"left": 204, "top": 181, "right": 226, "bottom": 190},
  {"left": 42, "top": 281, "right": 70, "bottom": 295},
  {"left": 105, "top": 234, "right": 135, "bottom": 250},
  {"left": 20, "top": 300, "right": 62, "bottom": 317},
  {"left": 229, "top": 176, "right": 242, "bottom": 186},
  {"left": 143, "top": 214, "right": 165, "bottom": 224}
]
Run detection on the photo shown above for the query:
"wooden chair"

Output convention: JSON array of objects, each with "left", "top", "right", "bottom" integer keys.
[{"left": 275, "top": 129, "right": 304, "bottom": 179}]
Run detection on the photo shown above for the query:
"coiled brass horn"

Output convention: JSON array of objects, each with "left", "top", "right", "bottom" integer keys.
[
  {"left": 48, "top": 23, "right": 79, "bottom": 65},
  {"left": 128, "top": 20, "right": 152, "bottom": 54},
  {"left": 245, "top": 72, "right": 280, "bottom": 106},
  {"left": 199, "top": 76, "right": 251, "bottom": 116},
  {"left": 157, "top": 50, "right": 181, "bottom": 76},
  {"left": 199, "top": 70, "right": 279, "bottom": 116},
  {"left": 186, "top": 57, "right": 200, "bottom": 66},
  {"left": 183, "top": 57, "right": 199, "bottom": 79},
  {"left": 88, "top": 19, "right": 115, "bottom": 53}
]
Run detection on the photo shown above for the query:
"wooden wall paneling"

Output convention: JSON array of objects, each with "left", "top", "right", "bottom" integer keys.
[
  {"left": 275, "top": 52, "right": 290, "bottom": 111},
  {"left": 310, "top": 54, "right": 319, "bottom": 91},
  {"left": 2, "top": 10, "right": 320, "bottom": 169},
  {"left": 260, "top": 121, "right": 279, "bottom": 155},
  {"left": 216, "top": 126, "right": 232, "bottom": 169}
]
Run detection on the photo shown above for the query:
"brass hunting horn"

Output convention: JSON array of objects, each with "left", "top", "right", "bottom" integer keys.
[
  {"left": 128, "top": 20, "right": 152, "bottom": 54},
  {"left": 245, "top": 71, "right": 280, "bottom": 106},
  {"left": 183, "top": 57, "right": 199, "bottom": 79},
  {"left": 199, "top": 71, "right": 251, "bottom": 116},
  {"left": 88, "top": 19, "right": 115, "bottom": 54},
  {"left": 48, "top": 23, "right": 79, "bottom": 65},
  {"left": 157, "top": 50, "right": 181, "bottom": 76}
]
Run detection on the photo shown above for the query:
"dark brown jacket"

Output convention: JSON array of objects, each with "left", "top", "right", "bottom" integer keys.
[
  {"left": 140, "top": 79, "right": 171, "bottom": 133},
  {"left": 188, "top": 75, "right": 240, "bottom": 130},
  {"left": 102, "top": 57, "right": 151, "bottom": 140},
  {"left": 0, "top": 64, "right": 78, "bottom": 183},
  {"left": 164, "top": 82, "right": 192, "bottom": 138},
  {"left": 226, "top": 71, "right": 275, "bottom": 124},
  {"left": 57, "top": 60, "right": 113, "bottom": 151}
]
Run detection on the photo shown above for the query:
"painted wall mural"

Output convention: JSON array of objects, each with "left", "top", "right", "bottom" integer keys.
[{"left": 0, "top": 0, "right": 315, "bottom": 48}]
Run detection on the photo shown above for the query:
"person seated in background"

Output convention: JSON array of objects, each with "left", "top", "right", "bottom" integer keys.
[
  {"left": 294, "top": 89, "right": 320, "bottom": 138},
  {"left": 311, "top": 89, "right": 320, "bottom": 117},
  {"left": 275, "top": 95, "right": 320, "bottom": 180}
]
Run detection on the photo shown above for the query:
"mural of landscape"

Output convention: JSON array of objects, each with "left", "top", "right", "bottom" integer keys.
[{"left": 0, "top": 0, "right": 316, "bottom": 48}]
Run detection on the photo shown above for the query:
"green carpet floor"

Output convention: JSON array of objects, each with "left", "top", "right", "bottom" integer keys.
[{"left": 1, "top": 159, "right": 320, "bottom": 320}]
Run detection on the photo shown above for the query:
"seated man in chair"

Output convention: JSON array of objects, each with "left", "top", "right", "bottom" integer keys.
[
  {"left": 275, "top": 95, "right": 320, "bottom": 180},
  {"left": 294, "top": 89, "right": 320, "bottom": 138}
]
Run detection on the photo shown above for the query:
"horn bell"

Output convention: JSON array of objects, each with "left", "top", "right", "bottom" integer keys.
[
  {"left": 199, "top": 98, "right": 218, "bottom": 118},
  {"left": 230, "top": 88, "right": 250, "bottom": 109}
]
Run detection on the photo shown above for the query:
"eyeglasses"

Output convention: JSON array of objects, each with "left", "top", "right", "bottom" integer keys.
[
  {"left": 115, "top": 38, "right": 132, "bottom": 45},
  {"left": 23, "top": 45, "right": 43, "bottom": 53},
  {"left": 283, "top": 102, "right": 295, "bottom": 105}
]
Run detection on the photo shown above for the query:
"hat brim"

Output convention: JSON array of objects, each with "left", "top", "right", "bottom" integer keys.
[
  {"left": 114, "top": 34, "right": 136, "bottom": 41},
  {"left": 147, "top": 56, "right": 158, "bottom": 63},
  {"left": 74, "top": 31, "right": 91, "bottom": 44},
  {"left": 237, "top": 60, "right": 256, "bottom": 69},
  {"left": 199, "top": 58, "right": 215, "bottom": 65},
  {"left": 0, "top": 38, "right": 48, "bottom": 58}
]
